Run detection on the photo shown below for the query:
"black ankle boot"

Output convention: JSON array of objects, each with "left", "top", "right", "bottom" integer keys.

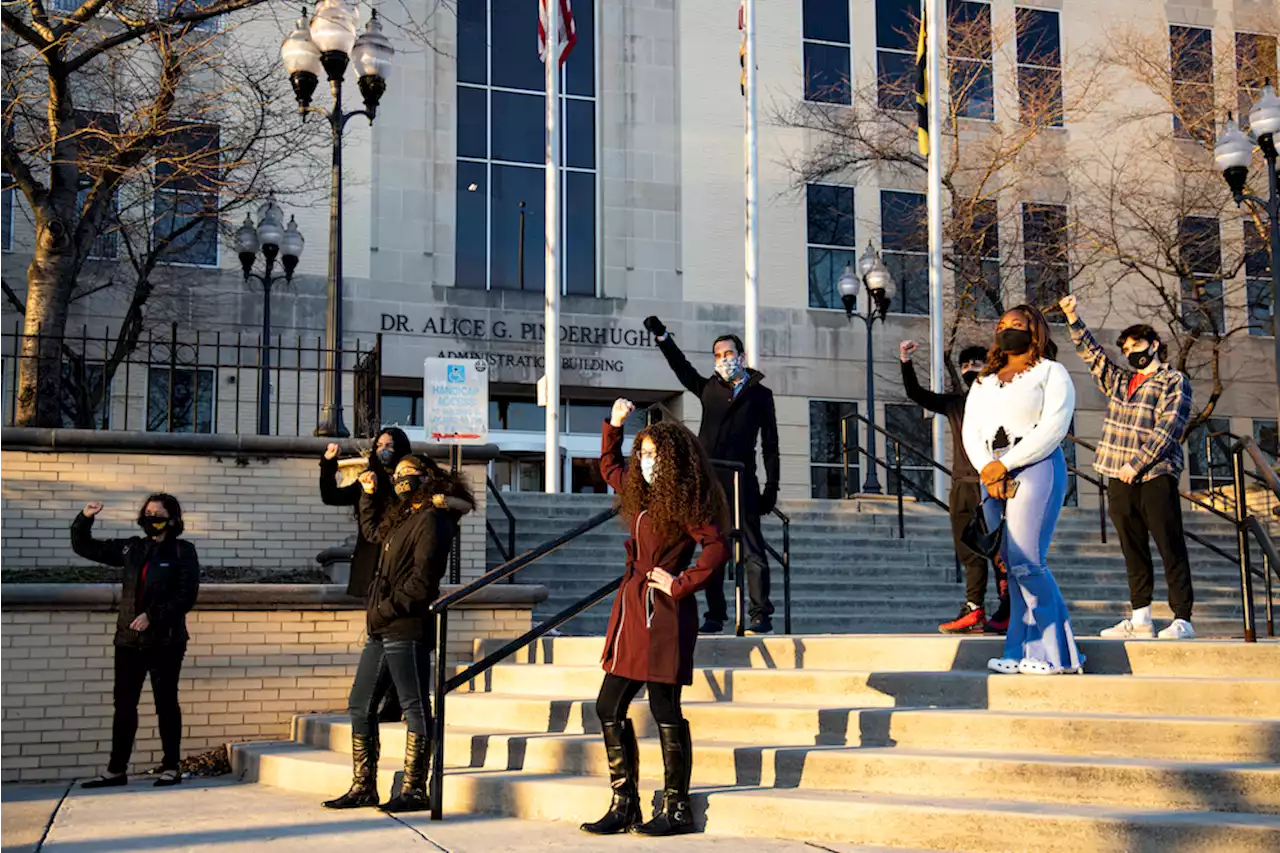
[
  {"left": 580, "top": 720, "right": 641, "bottom": 834},
  {"left": 380, "top": 731, "right": 430, "bottom": 813},
  {"left": 629, "top": 721, "right": 695, "bottom": 836},
  {"left": 323, "top": 733, "right": 380, "bottom": 809}
]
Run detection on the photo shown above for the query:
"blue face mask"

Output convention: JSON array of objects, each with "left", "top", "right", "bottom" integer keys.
[
  {"left": 640, "top": 457, "right": 657, "bottom": 484},
  {"left": 377, "top": 447, "right": 397, "bottom": 468}
]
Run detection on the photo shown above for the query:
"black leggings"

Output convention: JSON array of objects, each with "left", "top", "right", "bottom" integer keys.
[{"left": 596, "top": 673, "right": 684, "bottom": 725}]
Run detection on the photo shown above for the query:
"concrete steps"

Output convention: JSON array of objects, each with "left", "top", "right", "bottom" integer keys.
[{"left": 230, "top": 635, "right": 1280, "bottom": 852}]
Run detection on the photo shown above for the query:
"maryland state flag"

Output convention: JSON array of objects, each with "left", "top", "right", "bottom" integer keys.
[{"left": 915, "top": 17, "right": 928, "bottom": 156}]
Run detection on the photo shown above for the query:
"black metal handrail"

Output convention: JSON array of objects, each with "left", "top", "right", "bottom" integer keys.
[
  {"left": 484, "top": 476, "right": 517, "bottom": 566},
  {"left": 1229, "top": 437, "right": 1279, "bottom": 642}
]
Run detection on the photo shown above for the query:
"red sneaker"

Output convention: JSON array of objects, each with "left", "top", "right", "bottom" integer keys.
[
  {"left": 939, "top": 604, "right": 986, "bottom": 634},
  {"left": 984, "top": 598, "right": 1010, "bottom": 634}
]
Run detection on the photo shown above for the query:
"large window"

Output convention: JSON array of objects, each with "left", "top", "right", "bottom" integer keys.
[
  {"left": 456, "top": 0, "right": 596, "bottom": 295},
  {"left": 806, "top": 184, "right": 856, "bottom": 310},
  {"left": 1015, "top": 7, "right": 1063, "bottom": 126},
  {"left": 881, "top": 190, "right": 929, "bottom": 315},
  {"left": 147, "top": 367, "right": 214, "bottom": 433},
  {"left": 803, "top": 0, "right": 851, "bottom": 104},
  {"left": 810, "top": 400, "right": 857, "bottom": 498},
  {"left": 876, "top": 0, "right": 920, "bottom": 112},
  {"left": 1178, "top": 216, "right": 1224, "bottom": 333},
  {"left": 1236, "top": 32, "right": 1278, "bottom": 131},
  {"left": 71, "top": 110, "right": 122, "bottom": 260},
  {"left": 1245, "top": 220, "right": 1274, "bottom": 337},
  {"left": 1170, "top": 25, "right": 1214, "bottom": 143},
  {"left": 1186, "top": 417, "right": 1231, "bottom": 493},
  {"left": 884, "top": 403, "right": 932, "bottom": 499},
  {"left": 954, "top": 199, "right": 1001, "bottom": 319},
  {"left": 1022, "top": 202, "right": 1069, "bottom": 317},
  {"left": 1255, "top": 419, "right": 1278, "bottom": 461},
  {"left": 153, "top": 122, "right": 220, "bottom": 267},
  {"left": 948, "top": 0, "right": 994, "bottom": 120}
]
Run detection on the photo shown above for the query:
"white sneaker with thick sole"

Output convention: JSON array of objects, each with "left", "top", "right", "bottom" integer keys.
[
  {"left": 1099, "top": 618, "right": 1156, "bottom": 639},
  {"left": 987, "top": 657, "right": 1021, "bottom": 674},
  {"left": 1157, "top": 618, "right": 1196, "bottom": 640}
]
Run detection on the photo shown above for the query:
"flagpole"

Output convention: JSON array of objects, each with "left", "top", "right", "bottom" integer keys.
[
  {"left": 743, "top": 0, "right": 760, "bottom": 368},
  {"left": 544, "top": 0, "right": 562, "bottom": 494},
  {"left": 925, "top": 0, "right": 946, "bottom": 499}
]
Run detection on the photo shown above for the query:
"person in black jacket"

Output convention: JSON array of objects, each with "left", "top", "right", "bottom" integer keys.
[
  {"left": 70, "top": 494, "right": 199, "bottom": 789},
  {"left": 323, "top": 455, "right": 474, "bottom": 813},
  {"left": 899, "top": 340, "right": 1009, "bottom": 634},
  {"left": 645, "top": 317, "right": 781, "bottom": 635},
  {"left": 319, "top": 427, "right": 412, "bottom": 723}
]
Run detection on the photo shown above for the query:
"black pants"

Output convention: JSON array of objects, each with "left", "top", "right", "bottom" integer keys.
[
  {"left": 596, "top": 673, "right": 684, "bottom": 725},
  {"left": 704, "top": 512, "right": 773, "bottom": 624},
  {"left": 1107, "top": 476, "right": 1195, "bottom": 620},
  {"left": 349, "top": 634, "right": 433, "bottom": 739},
  {"left": 951, "top": 479, "right": 1007, "bottom": 607},
  {"left": 109, "top": 643, "right": 186, "bottom": 774}
]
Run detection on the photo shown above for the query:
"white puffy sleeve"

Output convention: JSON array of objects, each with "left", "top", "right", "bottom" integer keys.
[
  {"left": 998, "top": 361, "right": 1076, "bottom": 471},
  {"left": 962, "top": 381, "right": 994, "bottom": 472}
]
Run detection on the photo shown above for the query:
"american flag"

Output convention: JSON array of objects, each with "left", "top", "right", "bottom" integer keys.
[{"left": 538, "top": 0, "right": 577, "bottom": 66}]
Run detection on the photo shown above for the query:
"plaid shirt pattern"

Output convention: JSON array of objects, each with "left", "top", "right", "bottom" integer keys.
[{"left": 1069, "top": 320, "right": 1193, "bottom": 481}]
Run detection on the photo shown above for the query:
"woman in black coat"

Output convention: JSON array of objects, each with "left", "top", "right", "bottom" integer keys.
[
  {"left": 320, "top": 427, "right": 412, "bottom": 722},
  {"left": 323, "top": 454, "right": 474, "bottom": 813},
  {"left": 70, "top": 494, "right": 199, "bottom": 789}
]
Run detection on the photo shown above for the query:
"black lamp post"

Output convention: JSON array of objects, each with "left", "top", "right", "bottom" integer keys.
[
  {"left": 838, "top": 241, "right": 894, "bottom": 495},
  {"left": 281, "top": 2, "right": 394, "bottom": 437},
  {"left": 236, "top": 200, "right": 305, "bottom": 435}
]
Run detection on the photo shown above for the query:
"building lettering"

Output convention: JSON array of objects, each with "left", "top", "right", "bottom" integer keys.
[
  {"left": 438, "top": 351, "right": 626, "bottom": 373},
  {"left": 381, "top": 313, "right": 652, "bottom": 350}
]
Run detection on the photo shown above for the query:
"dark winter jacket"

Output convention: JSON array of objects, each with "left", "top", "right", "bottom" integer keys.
[
  {"left": 900, "top": 360, "right": 978, "bottom": 483},
  {"left": 598, "top": 421, "right": 729, "bottom": 685},
  {"left": 656, "top": 337, "right": 781, "bottom": 515},
  {"left": 70, "top": 513, "right": 200, "bottom": 648},
  {"left": 357, "top": 492, "right": 458, "bottom": 643}
]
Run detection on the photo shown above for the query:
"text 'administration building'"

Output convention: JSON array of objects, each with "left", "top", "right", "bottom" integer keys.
[{"left": 2, "top": 0, "right": 1276, "bottom": 498}]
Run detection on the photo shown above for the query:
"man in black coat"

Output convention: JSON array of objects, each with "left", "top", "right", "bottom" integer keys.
[
  {"left": 899, "top": 340, "right": 1009, "bottom": 634},
  {"left": 645, "top": 316, "right": 781, "bottom": 634}
]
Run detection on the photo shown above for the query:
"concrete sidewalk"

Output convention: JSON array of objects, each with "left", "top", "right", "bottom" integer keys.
[{"left": 1, "top": 779, "right": 918, "bottom": 853}]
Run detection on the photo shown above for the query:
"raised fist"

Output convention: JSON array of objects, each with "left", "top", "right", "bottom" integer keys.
[
  {"left": 899, "top": 340, "right": 918, "bottom": 362},
  {"left": 83, "top": 501, "right": 104, "bottom": 518},
  {"left": 1058, "top": 294, "right": 1078, "bottom": 322},
  {"left": 358, "top": 471, "right": 378, "bottom": 494},
  {"left": 610, "top": 398, "right": 636, "bottom": 428},
  {"left": 643, "top": 316, "right": 667, "bottom": 339},
  {"left": 324, "top": 443, "right": 340, "bottom": 460}
]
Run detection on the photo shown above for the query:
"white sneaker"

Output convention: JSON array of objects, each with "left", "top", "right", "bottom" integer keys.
[
  {"left": 1099, "top": 618, "right": 1156, "bottom": 639},
  {"left": 1157, "top": 619, "right": 1196, "bottom": 640},
  {"left": 987, "top": 657, "right": 1020, "bottom": 674}
]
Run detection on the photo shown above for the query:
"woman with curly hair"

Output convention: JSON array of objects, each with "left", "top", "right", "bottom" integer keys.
[
  {"left": 581, "top": 399, "right": 730, "bottom": 838},
  {"left": 323, "top": 454, "right": 474, "bottom": 813},
  {"left": 963, "top": 304, "right": 1083, "bottom": 676}
]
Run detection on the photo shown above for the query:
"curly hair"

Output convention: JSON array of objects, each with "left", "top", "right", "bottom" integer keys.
[
  {"left": 616, "top": 422, "right": 730, "bottom": 543},
  {"left": 979, "top": 303, "right": 1058, "bottom": 378},
  {"left": 375, "top": 454, "right": 476, "bottom": 542}
]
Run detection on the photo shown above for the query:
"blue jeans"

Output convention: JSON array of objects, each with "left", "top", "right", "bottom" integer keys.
[
  {"left": 983, "top": 449, "right": 1082, "bottom": 671},
  {"left": 349, "top": 635, "right": 433, "bottom": 739}
]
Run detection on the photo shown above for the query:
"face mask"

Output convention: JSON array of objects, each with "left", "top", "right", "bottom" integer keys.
[
  {"left": 394, "top": 474, "right": 423, "bottom": 496},
  {"left": 995, "top": 328, "right": 1033, "bottom": 355},
  {"left": 640, "top": 457, "right": 657, "bottom": 484},
  {"left": 715, "top": 355, "right": 742, "bottom": 382},
  {"left": 376, "top": 447, "right": 397, "bottom": 467},
  {"left": 963, "top": 370, "right": 981, "bottom": 388},
  {"left": 1127, "top": 347, "right": 1155, "bottom": 370},
  {"left": 141, "top": 516, "right": 169, "bottom": 536}
]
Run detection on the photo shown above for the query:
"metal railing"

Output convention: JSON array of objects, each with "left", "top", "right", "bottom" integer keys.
[
  {"left": 1228, "top": 436, "right": 1280, "bottom": 641},
  {"left": 484, "top": 476, "right": 517, "bottom": 566},
  {"left": 2, "top": 322, "right": 381, "bottom": 436}
]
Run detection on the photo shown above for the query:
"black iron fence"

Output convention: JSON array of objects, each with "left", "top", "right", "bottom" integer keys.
[{"left": 2, "top": 322, "right": 381, "bottom": 437}]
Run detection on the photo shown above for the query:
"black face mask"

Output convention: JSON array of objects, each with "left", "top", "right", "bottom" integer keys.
[
  {"left": 962, "top": 370, "right": 981, "bottom": 388},
  {"left": 1127, "top": 348, "right": 1155, "bottom": 370},
  {"left": 995, "top": 328, "right": 1033, "bottom": 355},
  {"left": 141, "top": 516, "right": 169, "bottom": 537},
  {"left": 394, "top": 474, "right": 424, "bottom": 496}
]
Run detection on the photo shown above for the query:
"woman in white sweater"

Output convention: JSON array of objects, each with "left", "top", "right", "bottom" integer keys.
[{"left": 962, "top": 304, "right": 1084, "bottom": 675}]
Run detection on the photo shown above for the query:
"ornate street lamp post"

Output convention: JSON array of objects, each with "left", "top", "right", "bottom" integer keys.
[
  {"left": 838, "top": 241, "right": 895, "bottom": 495},
  {"left": 282, "top": 2, "right": 394, "bottom": 437}
]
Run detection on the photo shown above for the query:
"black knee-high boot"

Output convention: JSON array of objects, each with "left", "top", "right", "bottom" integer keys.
[
  {"left": 630, "top": 721, "right": 694, "bottom": 836},
  {"left": 580, "top": 720, "right": 641, "bottom": 834},
  {"left": 323, "top": 733, "right": 380, "bottom": 809},
  {"left": 380, "top": 731, "right": 430, "bottom": 812}
]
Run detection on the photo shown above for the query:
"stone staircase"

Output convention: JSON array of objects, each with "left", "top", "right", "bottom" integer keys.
[
  {"left": 230, "top": 635, "right": 1280, "bottom": 852},
  {"left": 487, "top": 493, "right": 1267, "bottom": 639}
]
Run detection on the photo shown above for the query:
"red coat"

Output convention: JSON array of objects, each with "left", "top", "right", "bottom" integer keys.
[{"left": 598, "top": 421, "right": 729, "bottom": 685}]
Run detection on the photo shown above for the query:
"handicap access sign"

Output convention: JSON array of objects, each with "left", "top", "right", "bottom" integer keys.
[{"left": 424, "top": 358, "right": 489, "bottom": 444}]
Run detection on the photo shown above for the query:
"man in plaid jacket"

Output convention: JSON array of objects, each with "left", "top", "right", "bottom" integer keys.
[{"left": 1060, "top": 295, "right": 1196, "bottom": 640}]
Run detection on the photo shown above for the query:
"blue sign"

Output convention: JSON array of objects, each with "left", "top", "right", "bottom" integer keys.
[{"left": 447, "top": 364, "right": 466, "bottom": 383}]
